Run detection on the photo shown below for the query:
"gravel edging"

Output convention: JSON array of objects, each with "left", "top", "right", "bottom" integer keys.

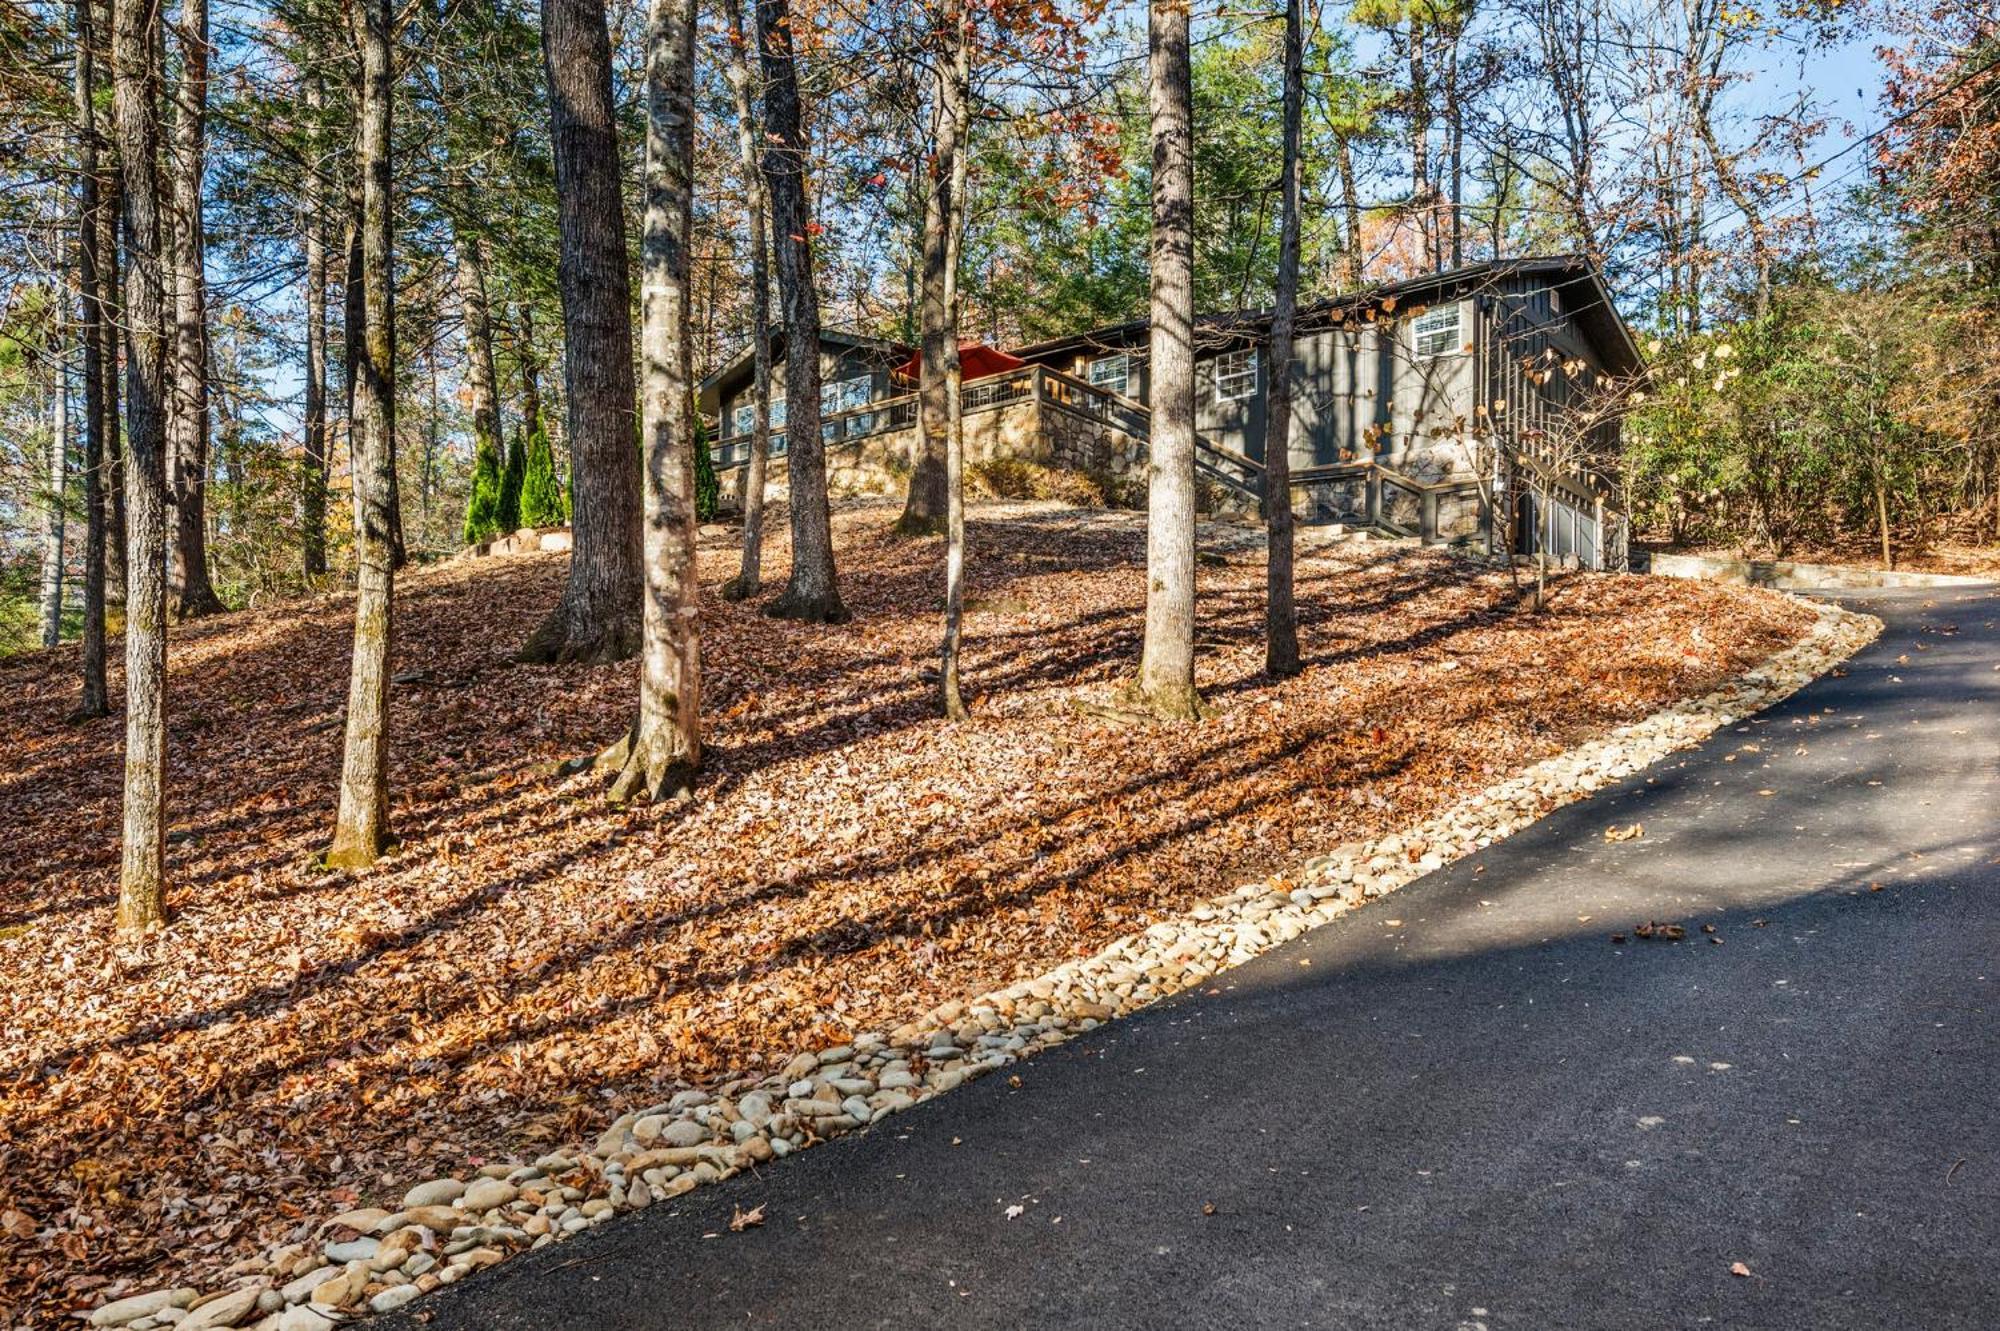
[{"left": 85, "top": 599, "right": 1880, "bottom": 1331}]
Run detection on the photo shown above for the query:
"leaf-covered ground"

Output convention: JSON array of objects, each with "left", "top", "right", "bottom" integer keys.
[{"left": 0, "top": 501, "right": 1814, "bottom": 1323}]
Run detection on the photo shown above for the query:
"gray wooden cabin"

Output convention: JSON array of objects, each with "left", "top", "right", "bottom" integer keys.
[
  {"left": 702, "top": 257, "right": 1643, "bottom": 569},
  {"left": 1007, "top": 256, "right": 1644, "bottom": 565},
  {"left": 698, "top": 328, "right": 913, "bottom": 461}
]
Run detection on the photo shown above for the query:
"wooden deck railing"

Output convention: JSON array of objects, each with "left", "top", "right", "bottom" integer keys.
[{"left": 707, "top": 362, "right": 1625, "bottom": 566}]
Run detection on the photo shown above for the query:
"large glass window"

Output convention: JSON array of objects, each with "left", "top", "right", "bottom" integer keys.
[
  {"left": 1087, "top": 353, "right": 1131, "bottom": 393},
  {"left": 822, "top": 375, "right": 872, "bottom": 415},
  {"left": 730, "top": 396, "right": 787, "bottom": 436},
  {"left": 1411, "top": 303, "right": 1465, "bottom": 358},
  {"left": 1213, "top": 348, "right": 1257, "bottom": 403}
]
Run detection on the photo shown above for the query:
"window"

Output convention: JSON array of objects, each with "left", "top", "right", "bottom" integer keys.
[
  {"left": 730, "top": 397, "right": 786, "bottom": 436},
  {"left": 1411, "top": 303, "right": 1464, "bottom": 358},
  {"left": 821, "top": 374, "right": 872, "bottom": 415},
  {"left": 1213, "top": 348, "right": 1257, "bottom": 403},
  {"left": 1087, "top": 353, "right": 1131, "bottom": 393}
]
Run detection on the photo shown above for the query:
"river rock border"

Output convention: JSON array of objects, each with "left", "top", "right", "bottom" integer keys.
[{"left": 86, "top": 600, "right": 1880, "bottom": 1330}]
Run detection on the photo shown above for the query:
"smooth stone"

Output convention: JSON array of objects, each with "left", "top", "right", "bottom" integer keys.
[
  {"left": 321, "top": 1238, "right": 377, "bottom": 1264},
  {"left": 277, "top": 1309, "right": 335, "bottom": 1331},
  {"left": 307, "top": 1272, "right": 356, "bottom": 1310},
  {"left": 657, "top": 1119, "right": 709, "bottom": 1148},
  {"left": 181, "top": 1287, "right": 264, "bottom": 1330},
  {"left": 322, "top": 1208, "right": 391, "bottom": 1235},
  {"left": 278, "top": 1267, "right": 336, "bottom": 1305},
  {"left": 393, "top": 1205, "right": 464, "bottom": 1233},
  {"left": 369, "top": 1287, "right": 422, "bottom": 1315},
  {"left": 400, "top": 1179, "right": 465, "bottom": 1209},
  {"left": 93, "top": 1291, "right": 197, "bottom": 1328},
  {"left": 459, "top": 1179, "right": 518, "bottom": 1212}
]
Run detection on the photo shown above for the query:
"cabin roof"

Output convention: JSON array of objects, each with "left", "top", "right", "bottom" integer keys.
[
  {"left": 697, "top": 328, "right": 914, "bottom": 415},
  {"left": 1006, "top": 256, "right": 1644, "bottom": 377}
]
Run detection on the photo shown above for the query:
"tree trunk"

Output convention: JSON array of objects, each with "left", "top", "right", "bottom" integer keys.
[
  {"left": 1337, "top": 134, "right": 1363, "bottom": 289},
  {"left": 327, "top": 0, "right": 397, "bottom": 869},
  {"left": 455, "top": 233, "right": 504, "bottom": 506},
  {"left": 165, "top": 0, "right": 223, "bottom": 618},
  {"left": 898, "top": 14, "right": 963, "bottom": 540},
  {"left": 720, "top": 0, "right": 771, "bottom": 601},
  {"left": 42, "top": 293, "right": 69, "bottom": 649},
  {"left": 341, "top": 164, "right": 405, "bottom": 571},
  {"left": 1264, "top": 0, "right": 1302, "bottom": 679},
  {"left": 756, "top": 0, "right": 847, "bottom": 622},
  {"left": 111, "top": 0, "right": 172, "bottom": 933},
  {"left": 937, "top": 3, "right": 971, "bottom": 720},
  {"left": 74, "top": 0, "right": 110, "bottom": 717},
  {"left": 101, "top": 155, "right": 128, "bottom": 604},
  {"left": 1874, "top": 456, "right": 1893, "bottom": 571},
  {"left": 523, "top": 0, "right": 644, "bottom": 663},
  {"left": 602, "top": 0, "right": 701, "bottom": 802},
  {"left": 302, "top": 68, "right": 330, "bottom": 579},
  {"left": 1445, "top": 28, "right": 1464, "bottom": 269},
  {"left": 1127, "top": 0, "right": 1202, "bottom": 720},
  {"left": 1408, "top": 18, "right": 1432, "bottom": 269}
]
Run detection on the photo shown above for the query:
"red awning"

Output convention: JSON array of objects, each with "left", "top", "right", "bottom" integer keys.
[{"left": 892, "top": 340, "right": 1028, "bottom": 384}]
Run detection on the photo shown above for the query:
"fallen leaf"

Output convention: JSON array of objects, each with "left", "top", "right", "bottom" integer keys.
[{"left": 728, "top": 1203, "right": 766, "bottom": 1232}]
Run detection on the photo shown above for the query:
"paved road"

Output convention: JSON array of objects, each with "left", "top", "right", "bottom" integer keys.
[{"left": 392, "top": 588, "right": 2000, "bottom": 1331}]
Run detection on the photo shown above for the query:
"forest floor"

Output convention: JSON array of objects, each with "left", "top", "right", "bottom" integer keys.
[{"left": 0, "top": 500, "right": 1816, "bottom": 1323}]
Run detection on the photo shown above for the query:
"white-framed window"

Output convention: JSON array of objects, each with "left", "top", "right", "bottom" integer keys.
[
  {"left": 1213, "top": 348, "right": 1257, "bottom": 403},
  {"left": 1087, "top": 353, "right": 1131, "bottom": 392},
  {"left": 1411, "top": 303, "right": 1465, "bottom": 359},
  {"left": 821, "top": 374, "right": 872, "bottom": 415}
]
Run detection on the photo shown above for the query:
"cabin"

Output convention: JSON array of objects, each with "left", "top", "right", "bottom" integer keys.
[{"left": 702, "top": 256, "right": 1644, "bottom": 570}]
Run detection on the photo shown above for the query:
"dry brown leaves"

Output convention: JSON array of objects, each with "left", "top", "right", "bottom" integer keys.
[{"left": 0, "top": 501, "right": 1813, "bottom": 1324}]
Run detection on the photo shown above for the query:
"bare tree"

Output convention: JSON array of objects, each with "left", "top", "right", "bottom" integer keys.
[
  {"left": 756, "top": 0, "right": 848, "bottom": 623},
  {"left": 1264, "top": 0, "right": 1303, "bottom": 677},
  {"left": 41, "top": 283, "right": 69, "bottom": 649},
  {"left": 935, "top": 0, "right": 971, "bottom": 719},
  {"left": 522, "top": 0, "right": 644, "bottom": 663},
  {"left": 719, "top": 0, "right": 772, "bottom": 601},
  {"left": 326, "top": 0, "right": 397, "bottom": 868},
  {"left": 72, "top": 0, "right": 110, "bottom": 718},
  {"left": 897, "top": 9, "right": 965, "bottom": 539},
  {"left": 601, "top": 0, "right": 702, "bottom": 801},
  {"left": 301, "top": 66, "right": 330, "bottom": 578},
  {"left": 1127, "top": 0, "right": 1203, "bottom": 720},
  {"left": 111, "top": 0, "right": 172, "bottom": 932},
  {"left": 165, "top": 0, "right": 224, "bottom": 618}
]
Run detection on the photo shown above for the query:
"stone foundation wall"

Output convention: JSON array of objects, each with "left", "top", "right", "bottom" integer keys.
[{"left": 731, "top": 399, "right": 1152, "bottom": 506}]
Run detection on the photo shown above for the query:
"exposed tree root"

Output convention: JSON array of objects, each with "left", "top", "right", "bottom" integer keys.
[
  {"left": 761, "top": 587, "right": 851, "bottom": 625},
  {"left": 169, "top": 587, "right": 228, "bottom": 622},
  {"left": 890, "top": 512, "right": 946, "bottom": 539},
  {"left": 323, "top": 831, "right": 393, "bottom": 871},
  {"left": 596, "top": 722, "right": 697, "bottom": 804},
  {"left": 1118, "top": 678, "right": 1213, "bottom": 723},
  {"left": 517, "top": 605, "right": 642, "bottom": 665}
]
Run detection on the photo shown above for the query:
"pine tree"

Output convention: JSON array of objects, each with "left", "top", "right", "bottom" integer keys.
[
  {"left": 463, "top": 432, "right": 503, "bottom": 544},
  {"left": 498, "top": 431, "right": 526, "bottom": 531},
  {"left": 520, "top": 418, "right": 567, "bottom": 526}
]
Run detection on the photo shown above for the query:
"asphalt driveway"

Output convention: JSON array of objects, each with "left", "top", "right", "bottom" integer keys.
[{"left": 388, "top": 586, "right": 1998, "bottom": 1331}]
